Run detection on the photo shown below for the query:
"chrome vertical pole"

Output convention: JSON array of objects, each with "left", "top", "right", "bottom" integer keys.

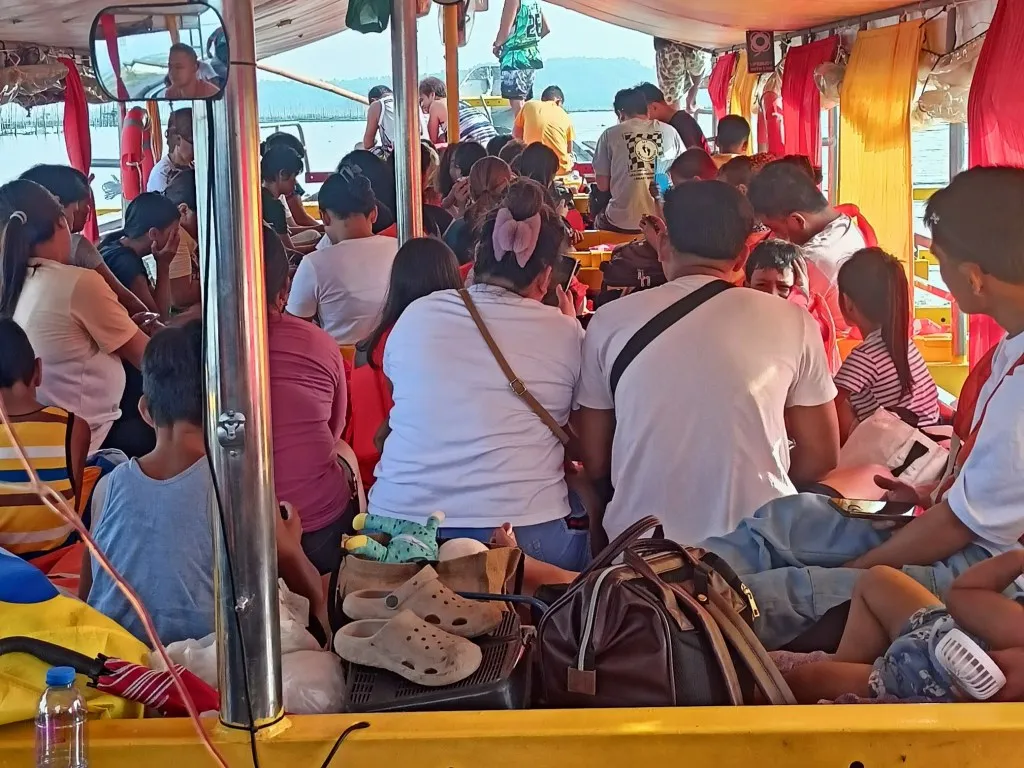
[
  {"left": 391, "top": 0, "right": 424, "bottom": 243},
  {"left": 946, "top": 6, "right": 968, "bottom": 364},
  {"left": 195, "top": 0, "right": 284, "bottom": 729}
]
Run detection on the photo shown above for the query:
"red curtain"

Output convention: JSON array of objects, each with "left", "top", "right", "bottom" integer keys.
[
  {"left": 781, "top": 36, "right": 839, "bottom": 167},
  {"left": 708, "top": 53, "right": 737, "bottom": 120},
  {"left": 966, "top": 0, "right": 1024, "bottom": 364},
  {"left": 759, "top": 90, "right": 785, "bottom": 156},
  {"left": 58, "top": 58, "right": 98, "bottom": 243}
]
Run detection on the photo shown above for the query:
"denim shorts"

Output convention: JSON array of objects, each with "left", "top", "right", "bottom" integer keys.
[{"left": 869, "top": 606, "right": 968, "bottom": 701}]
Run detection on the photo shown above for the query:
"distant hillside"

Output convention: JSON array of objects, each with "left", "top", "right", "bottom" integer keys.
[{"left": 256, "top": 56, "right": 656, "bottom": 121}]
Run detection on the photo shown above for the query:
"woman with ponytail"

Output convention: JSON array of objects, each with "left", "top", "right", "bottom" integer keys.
[
  {"left": 834, "top": 247, "right": 939, "bottom": 440},
  {"left": 368, "top": 178, "right": 588, "bottom": 570},
  {"left": 444, "top": 156, "right": 514, "bottom": 266},
  {"left": 0, "top": 180, "right": 149, "bottom": 454}
]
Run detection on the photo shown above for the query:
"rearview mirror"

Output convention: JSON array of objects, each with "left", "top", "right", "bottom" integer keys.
[{"left": 90, "top": 2, "right": 229, "bottom": 102}]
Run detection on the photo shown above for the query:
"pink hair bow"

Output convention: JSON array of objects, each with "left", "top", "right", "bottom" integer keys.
[{"left": 492, "top": 207, "right": 541, "bottom": 268}]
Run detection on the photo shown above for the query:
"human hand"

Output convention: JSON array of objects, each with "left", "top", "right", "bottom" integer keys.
[
  {"left": 990, "top": 647, "right": 1024, "bottom": 702},
  {"left": 874, "top": 475, "right": 931, "bottom": 507},
  {"left": 131, "top": 311, "right": 163, "bottom": 335},
  {"left": 555, "top": 284, "right": 577, "bottom": 318},
  {"left": 276, "top": 501, "right": 304, "bottom": 553},
  {"left": 639, "top": 214, "right": 667, "bottom": 254},
  {"left": 490, "top": 522, "right": 518, "bottom": 549},
  {"left": 153, "top": 227, "right": 180, "bottom": 265},
  {"left": 492, "top": 41, "right": 503, "bottom": 58},
  {"left": 453, "top": 177, "right": 471, "bottom": 206}
]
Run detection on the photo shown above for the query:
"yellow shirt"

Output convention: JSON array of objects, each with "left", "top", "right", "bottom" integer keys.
[
  {"left": 515, "top": 100, "right": 576, "bottom": 175},
  {"left": 713, "top": 153, "right": 740, "bottom": 169}
]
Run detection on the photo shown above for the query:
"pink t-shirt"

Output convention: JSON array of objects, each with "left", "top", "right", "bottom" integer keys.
[{"left": 267, "top": 313, "right": 350, "bottom": 532}]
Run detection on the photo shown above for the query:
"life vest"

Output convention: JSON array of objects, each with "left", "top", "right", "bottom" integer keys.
[
  {"left": 342, "top": 333, "right": 393, "bottom": 490},
  {"left": 120, "top": 106, "right": 154, "bottom": 202}
]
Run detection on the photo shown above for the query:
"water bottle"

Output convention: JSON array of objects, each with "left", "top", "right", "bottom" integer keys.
[{"left": 35, "top": 666, "right": 88, "bottom": 768}]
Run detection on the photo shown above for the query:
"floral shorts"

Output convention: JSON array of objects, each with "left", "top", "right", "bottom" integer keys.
[
  {"left": 869, "top": 606, "right": 973, "bottom": 701},
  {"left": 501, "top": 68, "right": 536, "bottom": 101}
]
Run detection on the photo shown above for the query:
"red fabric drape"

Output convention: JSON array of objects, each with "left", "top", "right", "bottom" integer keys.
[
  {"left": 58, "top": 58, "right": 98, "bottom": 243},
  {"left": 965, "top": 0, "right": 1024, "bottom": 364},
  {"left": 708, "top": 53, "right": 737, "bottom": 120},
  {"left": 781, "top": 36, "right": 839, "bottom": 168},
  {"left": 99, "top": 14, "right": 130, "bottom": 101},
  {"left": 759, "top": 89, "right": 785, "bottom": 156}
]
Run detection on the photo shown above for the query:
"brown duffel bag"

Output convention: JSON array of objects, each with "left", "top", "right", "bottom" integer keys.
[{"left": 536, "top": 515, "right": 795, "bottom": 707}]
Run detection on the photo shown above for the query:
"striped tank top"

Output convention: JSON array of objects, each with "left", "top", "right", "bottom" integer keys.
[{"left": 0, "top": 406, "right": 76, "bottom": 557}]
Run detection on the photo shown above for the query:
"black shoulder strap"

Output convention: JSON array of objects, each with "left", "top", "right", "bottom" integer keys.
[{"left": 609, "top": 280, "right": 733, "bottom": 398}]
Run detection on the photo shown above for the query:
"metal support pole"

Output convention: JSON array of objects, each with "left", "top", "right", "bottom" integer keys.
[
  {"left": 195, "top": 0, "right": 283, "bottom": 730},
  {"left": 391, "top": 0, "right": 424, "bottom": 243},
  {"left": 444, "top": 4, "right": 461, "bottom": 143},
  {"left": 946, "top": 5, "right": 968, "bottom": 363}
]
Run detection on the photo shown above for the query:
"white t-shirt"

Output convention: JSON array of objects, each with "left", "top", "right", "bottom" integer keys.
[
  {"left": 285, "top": 235, "right": 398, "bottom": 345},
  {"left": 147, "top": 156, "right": 187, "bottom": 193},
  {"left": 369, "top": 285, "right": 584, "bottom": 529},
  {"left": 945, "top": 329, "right": 1024, "bottom": 557},
  {"left": 13, "top": 260, "right": 139, "bottom": 453},
  {"left": 802, "top": 214, "right": 867, "bottom": 333},
  {"left": 576, "top": 276, "right": 837, "bottom": 544}
]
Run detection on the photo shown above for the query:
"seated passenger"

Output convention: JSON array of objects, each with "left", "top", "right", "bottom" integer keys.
[
  {"left": 748, "top": 161, "right": 868, "bottom": 333},
  {"left": 717, "top": 155, "right": 754, "bottom": 195},
  {"left": 713, "top": 114, "right": 751, "bottom": 168},
  {"left": 592, "top": 86, "right": 683, "bottom": 233},
  {"left": 19, "top": 164, "right": 147, "bottom": 315},
  {"left": 99, "top": 193, "right": 180, "bottom": 321},
  {"left": 80, "top": 321, "right": 322, "bottom": 646},
  {"left": 260, "top": 144, "right": 313, "bottom": 254},
  {"left": 518, "top": 142, "right": 560, "bottom": 193},
  {"left": 368, "top": 180, "right": 588, "bottom": 570},
  {"left": 261, "top": 132, "right": 323, "bottom": 234},
  {"left": 513, "top": 86, "right": 577, "bottom": 175},
  {"left": 362, "top": 85, "right": 396, "bottom": 156},
  {"left": 337, "top": 150, "right": 397, "bottom": 236},
  {"left": 668, "top": 148, "right": 718, "bottom": 186},
  {"left": 487, "top": 134, "right": 516, "bottom": 157},
  {"left": 784, "top": 561, "right": 1024, "bottom": 703},
  {"left": 264, "top": 227, "right": 352, "bottom": 575},
  {"left": 498, "top": 139, "right": 526, "bottom": 169},
  {"left": 444, "top": 156, "right": 514, "bottom": 266},
  {"left": 286, "top": 169, "right": 398, "bottom": 345},
  {"left": 439, "top": 141, "right": 487, "bottom": 216},
  {"left": 745, "top": 239, "right": 840, "bottom": 373},
  {"left": 2, "top": 180, "right": 149, "bottom": 455},
  {"left": 164, "top": 43, "right": 219, "bottom": 100},
  {"left": 148, "top": 109, "right": 193, "bottom": 193},
  {"left": 348, "top": 238, "right": 464, "bottom": 487},
  {"left": 0, "top": 320, "right": 89, "bottom": 559},
  {"left": 835, "top": 247, "right": 939, "bottom": 440},
  {"left": 576, "top": 181, "right": 839, "bottom": 547},
  {"left": 419, "top": 77, "right": 450, "bottom": 146},
  {"left": 698, "top": 167, "right": 1024, "bottom": 651},
  {"left": 162, "top": 170, "right": 202, "bottom": 311}
]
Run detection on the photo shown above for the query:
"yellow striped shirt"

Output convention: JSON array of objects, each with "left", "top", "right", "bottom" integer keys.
[{"left": 0, "top": 406, "right": 76, "bottom": 557}]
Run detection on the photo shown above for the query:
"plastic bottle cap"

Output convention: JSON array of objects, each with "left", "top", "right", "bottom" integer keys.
[{"left": 45, "top": 666, "right": 77, "bottom": 687}]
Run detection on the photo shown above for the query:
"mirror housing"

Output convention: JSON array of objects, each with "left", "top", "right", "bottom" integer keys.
[{"left": 90, "top": 2, "right": 228, "bottom": 102}]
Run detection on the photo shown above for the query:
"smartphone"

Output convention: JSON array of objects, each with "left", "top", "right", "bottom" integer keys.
[
  {"left": 828, "top": 498, "right": 918, "bottom": 521},
  {"left": 543, "top": 254, "right": 581, "bottom": 307}
]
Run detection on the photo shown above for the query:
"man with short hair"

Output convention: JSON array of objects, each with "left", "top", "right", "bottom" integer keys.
[
  {"left": 748, "top": 161, "right": 867, "bottom": 331},
  {"left": 513, "top": 85, "right": 576, "bottom": 175},
  {"left": 714, "top": 115, "right": 751, "bottom": 167},
  {"left": 636, "top": 81, "right": 708, "bottom": 153},
  {"left": 591, "top": 87, "right": 683, "bottom": 233},
  {"left": 576, "top": 180, "right": 840, "bottom": 547}
]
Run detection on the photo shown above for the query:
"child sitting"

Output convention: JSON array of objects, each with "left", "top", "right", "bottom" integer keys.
[
  {"left": 668, "top": 148, "right": 718, "bottom": 186},
  {"left": 834, "top": 247, "right": 939, "bottom": 440},
  {"left": 0, "top": 319, "right": 90, "bottom": 559},
  {"left": 713, "top": 115, "right": 750, "bottom": 168},
  {"left": 783, "top": 558, "right": 1024, "bottom": 703},
  {"left": 79, "top": 321, "right": 323, "bottom": 646}
]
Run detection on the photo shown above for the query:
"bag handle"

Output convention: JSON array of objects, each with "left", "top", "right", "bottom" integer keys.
[
  {"left": 569, "top": 515, "right": 662, "bottom": 587},
  {"left": 459, "top": 288, "right": 571, "bottom": 446}
]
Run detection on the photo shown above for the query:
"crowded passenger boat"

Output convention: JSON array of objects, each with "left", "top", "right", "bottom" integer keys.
[{"left": 1, "top": 0, "right": 1023, "bottom": 763}]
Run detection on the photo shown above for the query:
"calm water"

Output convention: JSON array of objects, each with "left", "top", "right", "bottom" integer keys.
[{"left": 0, "top": 111, "right": 954, "bottom": 229}]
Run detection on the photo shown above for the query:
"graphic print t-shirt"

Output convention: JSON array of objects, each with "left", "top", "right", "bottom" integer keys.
[{"left": 593, "top": 117, "right": 683, "bottom": 231}]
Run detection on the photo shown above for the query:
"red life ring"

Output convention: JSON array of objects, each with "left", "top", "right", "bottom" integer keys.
[{"left": 120, "top": 106, "right": 154, "bottom": 201}]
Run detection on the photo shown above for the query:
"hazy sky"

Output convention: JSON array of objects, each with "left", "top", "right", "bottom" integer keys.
[{"left": 261, "top": 2, "right": 653, "bottom": 81}]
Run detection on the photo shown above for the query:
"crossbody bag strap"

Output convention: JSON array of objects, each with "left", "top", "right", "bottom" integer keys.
[
  {"left": 458, "top": 288, "right": 571, "bottom": 446},
  {"left": 609, "top": 280, "right": 734, "bottom": 398}
]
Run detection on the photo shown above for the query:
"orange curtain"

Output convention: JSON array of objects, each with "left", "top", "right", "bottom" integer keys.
[
  {"left": 147, "top": 103, "right": 163, "bottom": 162},
  {"left": 838, "top": 20, "right": 924, "bottom": 270},
  {"left": 728, "top": 51, "right": 760, "bottom": 151}
]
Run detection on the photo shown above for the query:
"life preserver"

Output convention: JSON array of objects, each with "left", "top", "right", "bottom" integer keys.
[{"left": 120, "top": 106, "right": 154, "bottom": 202}]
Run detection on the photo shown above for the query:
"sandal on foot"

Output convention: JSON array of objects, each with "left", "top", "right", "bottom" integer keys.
[
  {"left": 334, "top": 609, "right": 482, "bottom": 687},
  {"left": 343, "top": 564, "right": 503, "bottom": 637}
]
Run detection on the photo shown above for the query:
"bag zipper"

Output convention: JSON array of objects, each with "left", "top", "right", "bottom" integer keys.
[
  {"left": 577, "top": 566, "right": 617, "bottom": 672},
  {"left": 740, "top": 584, "right": 760, "bottom": 619}
]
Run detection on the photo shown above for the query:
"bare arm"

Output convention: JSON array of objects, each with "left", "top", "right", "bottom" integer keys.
[
  {"left": 69, "top": 415, "right": 91, "bottom": 507},
  {"left": 575, "top": 406, "right": 615, "bottom": 550},
  {"left": 835, "top": 389, "right": 857, "bottom": 445},
  {"left": 286, "top": 194, "right": 321, "bottom": 229},
  {"left": 363, "top": 101, "right": 382, "bottom": 150},
  {"left": 276, "top": 502, "right": 324, "bottom": 613},
  {"left": 595, "top": 175, "right": 610, "bottom": 193},
  {"left": 786, "top": 401, "right": 840, "bottom": 487},
  {"left": 95, "top": 262, "right": 148, "bottom": 316},
  {"left": 945, "top": 550, "right": 1024, "bottom": 650},
  {"left": 494, "top": 0, "right": 520, "bottom": 49},
  {"left": 847, "top": 500, "right": 976, "bottom": 569},
  {"left": 540, "top": 11, "right": 550, "bottom": 37},
  {"left": 114, "top": 329, "right": 150, "bottom": 370},
  {"left": 428, "top": 104, "right": 445, "bottom": 145}
]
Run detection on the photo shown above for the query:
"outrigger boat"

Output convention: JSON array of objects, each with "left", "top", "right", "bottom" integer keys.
[{"left": 0, "top": 0, "right": 1020, "bottom": 765}]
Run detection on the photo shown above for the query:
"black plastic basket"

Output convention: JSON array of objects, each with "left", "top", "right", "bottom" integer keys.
[{"left": 342, "top": 611, "right": 533, "bottom": 713}]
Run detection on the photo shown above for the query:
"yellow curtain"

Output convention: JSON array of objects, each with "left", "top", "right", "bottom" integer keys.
[
  {"left": 147, "top": 102, "right": 163, "bottom": 160},
  {"left": 838, "top": 20, "right": 924, "bottom": 269},
  {"left": 728, "top": 51, "right": 760, "bottom": 153}
]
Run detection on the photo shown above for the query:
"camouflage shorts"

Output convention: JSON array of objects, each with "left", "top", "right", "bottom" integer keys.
[{"left": 869, "top": 606, "right": 974, "bottom": 701}]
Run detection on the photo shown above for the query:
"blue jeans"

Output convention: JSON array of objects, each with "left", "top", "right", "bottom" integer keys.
[
  {"left": 697, "top": 493, "right": 992, "bottom": 651},
  {"left": 441, "top": 492, "right": 590, "bottom": 572}
]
